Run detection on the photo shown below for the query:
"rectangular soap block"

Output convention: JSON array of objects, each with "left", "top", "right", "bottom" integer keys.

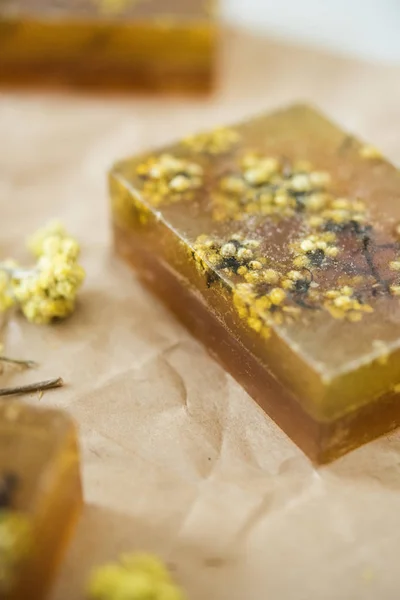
[
  {"left": 0, "top": 402, "right": 82, "bottom": 599},
  {"left": 110, "top": 104, "right": 400, "bottom": 463},
  {"left": 0, "top": 0, "right": 216, "bottom": 91}
]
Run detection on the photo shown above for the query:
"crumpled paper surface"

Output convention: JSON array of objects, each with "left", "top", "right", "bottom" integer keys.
[{"left": 1, "top": 29, "right": 400, "bottom": 600}]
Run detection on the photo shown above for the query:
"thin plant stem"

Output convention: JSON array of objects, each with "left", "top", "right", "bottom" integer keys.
[
  {"left": 0, "top": 377, "right": 64, "bottom": 397},
  {"left": 0, "top": 356, "right": 38, "bottom": 368}
]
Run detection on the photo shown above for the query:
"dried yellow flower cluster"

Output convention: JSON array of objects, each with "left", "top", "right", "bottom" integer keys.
[
  {"left": 324, "top": 286, "right": 373, "bottom": 322},
  {"left": 0, "top": 271, "right": 14, "bottom": 313},
  {"left": 88, "top": 553, "right": 185, "bottom": 600},
  {"left": 290, "top": 232, "right": 339, "bottom": 268},
  {"left": 307, "top": 197, "right": 366, "bottom": 230},
  {"left": 182, "top": 127, "right": 240, "bottom": 155},
  {"left": 0, "top": 221, "right": 85, "bottom": 324},
  {"left": 183, "top": 150, "right": 393, "bottom": 334},
  {"left": 192, "top": 233, "right": 264, "bottom": 283},
  {"left": 212, "top": 154, "right": 335, "bottom": 222},
  {"left": 136, "top": 154, "right": 203, "bottom": 207},
  {"left": 193, "top": 220, "right": 377, "bottom": 336},
  {"left": 233, "top": 281, "right": 299, "bottom": 339}
]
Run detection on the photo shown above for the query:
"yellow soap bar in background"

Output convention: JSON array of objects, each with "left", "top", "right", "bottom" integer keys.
[{"left": 0, "top": 0, "right": 217, "bottom": 92}]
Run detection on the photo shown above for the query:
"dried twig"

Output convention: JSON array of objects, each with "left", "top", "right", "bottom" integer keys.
[
  {"left": 0, "top": 377, "right": 64, "bottom": 397},
  {"left": 0, "top": 356, "right": 38, "bottom": 369}
]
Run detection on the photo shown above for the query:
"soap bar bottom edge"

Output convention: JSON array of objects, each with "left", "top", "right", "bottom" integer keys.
[{"left": 0, "top": 61, "right": 214, "bottom": 93}]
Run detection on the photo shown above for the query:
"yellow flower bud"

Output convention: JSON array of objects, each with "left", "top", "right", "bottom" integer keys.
[
  {"left": 0, "top": 271, "right": 14, "bottom": 312},
  {"left": 2, "top": 220, "right": 86, "bottom": 324},
  {"left": 87, "top": 554, "right": 185, "bottom": 600},
  {"left": 28, "top": 220, "right": 67, "bottom": 257}
]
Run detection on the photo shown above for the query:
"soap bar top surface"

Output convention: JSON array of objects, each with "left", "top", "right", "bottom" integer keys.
[
  {"left": 112, "top": 105, "right": 400, "bottom": 421},
  {"left": 0, "top": 0, "right": 212, "bottom": 20}
]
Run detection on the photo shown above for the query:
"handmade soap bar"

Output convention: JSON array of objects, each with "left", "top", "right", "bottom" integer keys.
[
  {"left": 0, "top": 402, "right": 82, "bottom": 599},
  {"left": 110, "top": 104, "right": 400, "bottom": 463},
  {"left": 0, "top": 0, "right": 216, "bottom": 91}
]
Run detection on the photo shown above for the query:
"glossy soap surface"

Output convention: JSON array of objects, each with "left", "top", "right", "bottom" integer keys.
[
  {"left": 0, "top": 0, "right": 216, "bottom": 91},
  {"left": 0, "top": 402, "right": 82, "bottom": 600},
  {"left": 110, "top": 104, "right": 400, "bottom": 461}
]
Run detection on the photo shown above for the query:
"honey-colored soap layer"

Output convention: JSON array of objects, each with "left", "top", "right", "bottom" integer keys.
[
  {"left": 110, "top": 104, "right": 400, "bottom": 461},
  {"left": 0, "top": 1, "right": 216, "bottom": 91},
  {"left": 0, "top": 402, "right": 82, "bottom": 600}
]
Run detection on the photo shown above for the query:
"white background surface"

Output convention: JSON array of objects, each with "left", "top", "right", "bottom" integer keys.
[{"left": 223, "top": 0, "right": 400, "bottom": 63}]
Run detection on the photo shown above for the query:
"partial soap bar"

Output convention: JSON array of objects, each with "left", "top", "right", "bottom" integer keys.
[
  {"left": 110, "top": 104, "right": 400, "bottom": 463},
  {"left": 0, "top": 0, "right": 216, "bottom": 92},
  {"left": 0, "top": 402, "right": 82, "bottom": 599}
]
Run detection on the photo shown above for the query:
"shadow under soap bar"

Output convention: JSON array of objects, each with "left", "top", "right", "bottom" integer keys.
[
  {"left": 110, "top": 104, "right": 400, "bottom": 462},
  {"left": 0, "top": 0, "right": 216, "bottom": 91},
  {"left": 0, "top": 402, "right": 82, "bottom": 599}
]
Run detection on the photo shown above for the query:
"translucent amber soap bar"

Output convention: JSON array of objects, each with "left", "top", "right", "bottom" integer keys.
[
  {"left": 0, "top": 0, "right": 216, "bottom": 91},
  {"left": 0, "top": 402, "right": 82, "bottom": 599},
  {"left": 110, "top": 104, "right": 400, "bottom": 462}
]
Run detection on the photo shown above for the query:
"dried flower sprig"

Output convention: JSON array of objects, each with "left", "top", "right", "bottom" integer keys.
[
  {"left": 0, "top": 351, "right": 63, "bottom": 398},
  {"left": 88, "top": 553, "right": 185, "bottom": 600},
  {"left": 0, "top": 221, "right": 85, "bottom": 325}
]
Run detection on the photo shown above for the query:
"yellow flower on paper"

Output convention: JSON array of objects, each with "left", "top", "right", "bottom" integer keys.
[
  {"left": 0, "top": 221, "right": 85, "bottom": 325},
  {"left": 28, "top": 220, "right": 67, "bottom": 257},
  {"left": 0, "top": 271, "right": 14, "bottom": 313},
  {"left": 88, "top": 553, "right": 185, "bottom": 600}
]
